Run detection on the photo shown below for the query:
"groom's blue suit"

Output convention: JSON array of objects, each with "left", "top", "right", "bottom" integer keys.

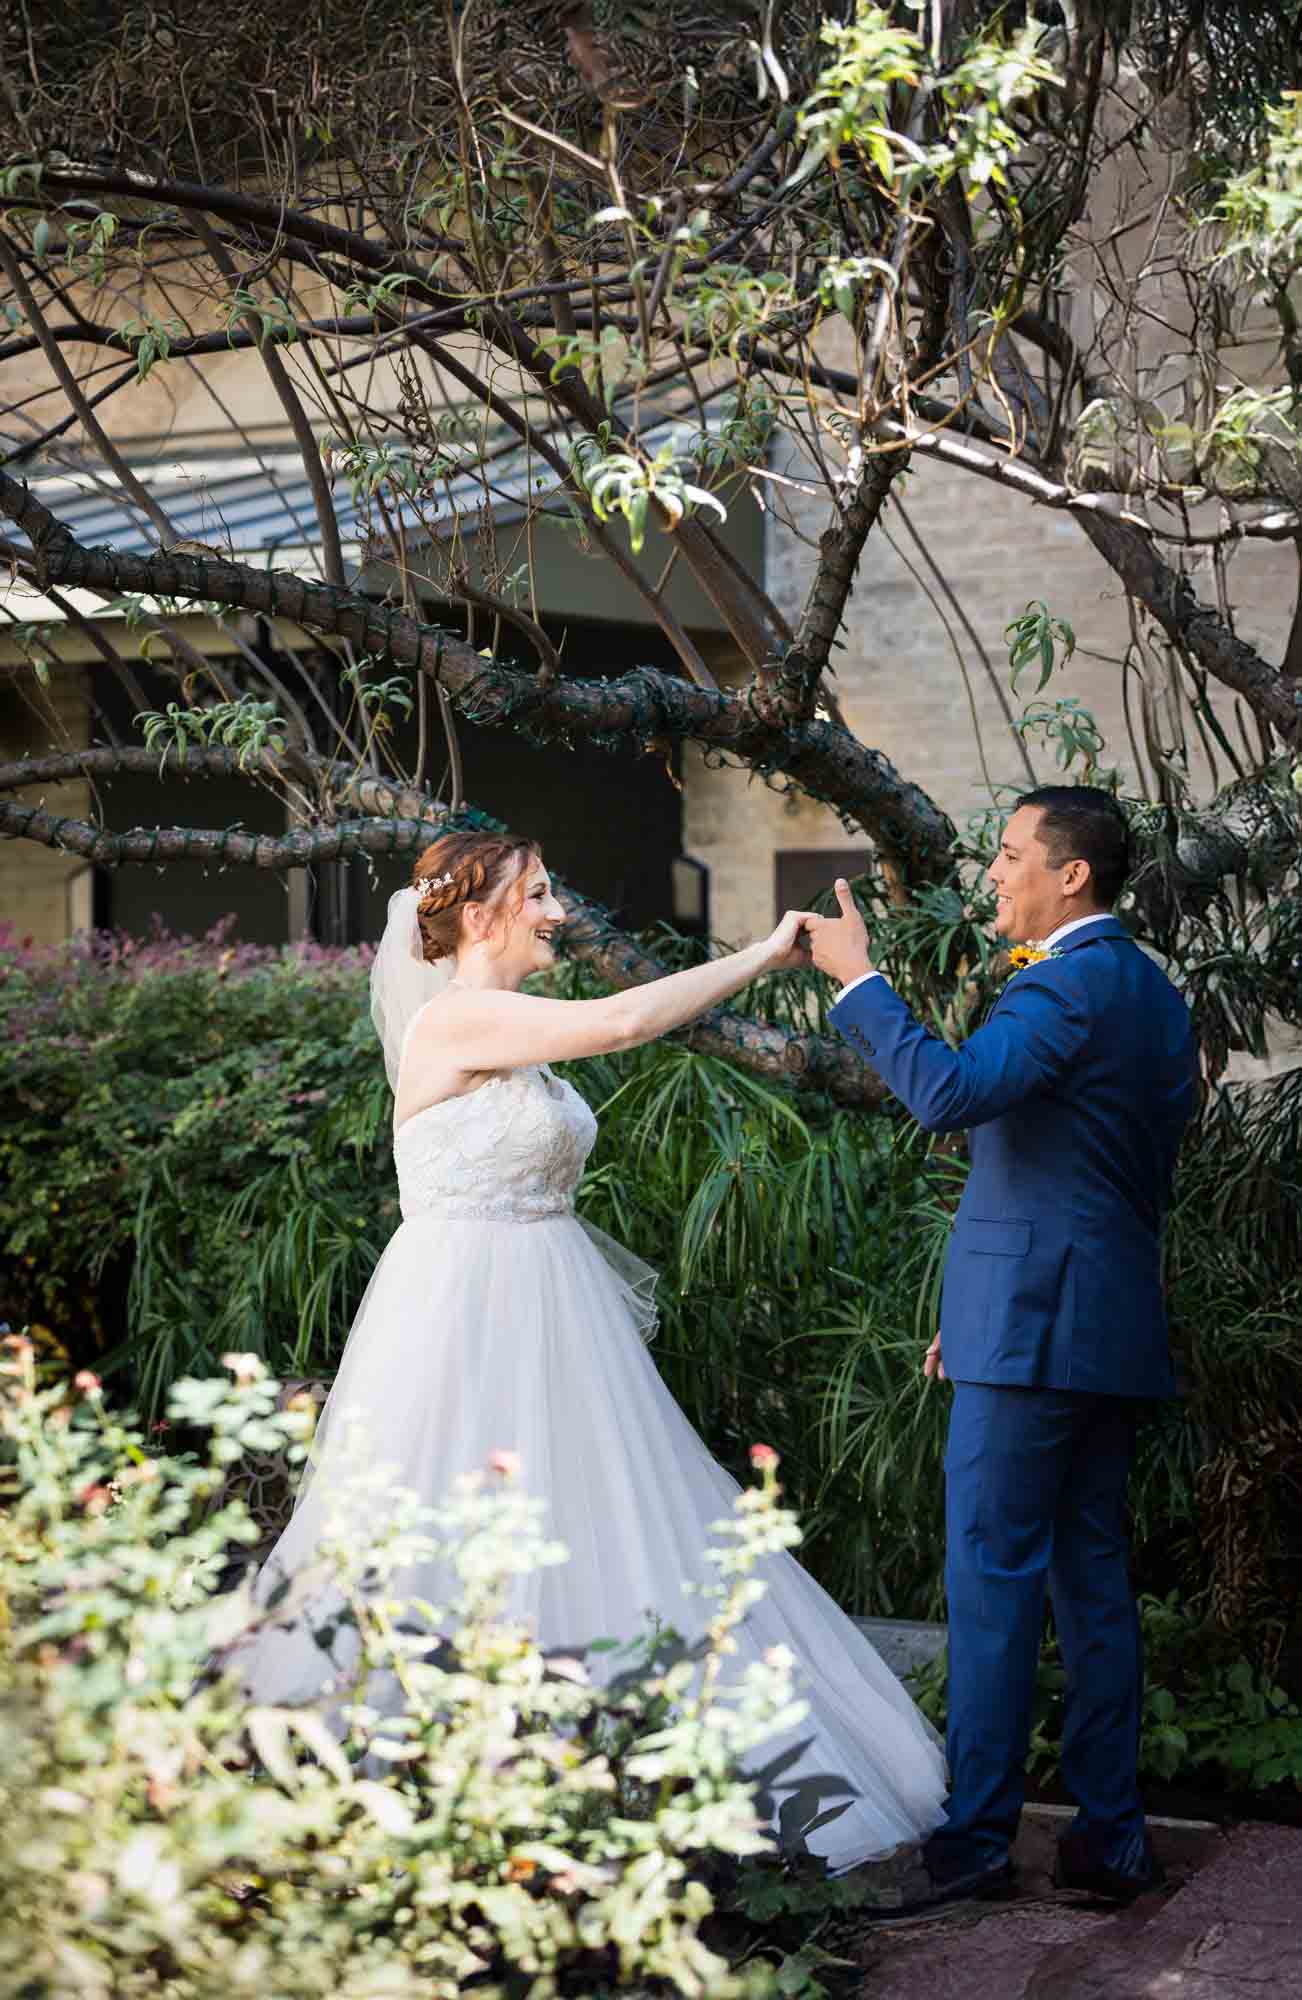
[{"left": 830, "top": 914, "right": 1197, "bottom": 1879}]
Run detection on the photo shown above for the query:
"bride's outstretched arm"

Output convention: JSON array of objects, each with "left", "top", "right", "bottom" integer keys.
[{"left": 427, "top": 911, "right": 812, "bottom": 1072}]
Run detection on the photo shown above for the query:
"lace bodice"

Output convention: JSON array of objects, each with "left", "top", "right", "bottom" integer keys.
[{"left": 392, "top": 1065, "right": 598, "bottom": 1223}]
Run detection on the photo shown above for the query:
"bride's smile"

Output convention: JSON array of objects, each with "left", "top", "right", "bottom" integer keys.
[{"left": 449, "top": 858, "right": 567, "bottom": 991}]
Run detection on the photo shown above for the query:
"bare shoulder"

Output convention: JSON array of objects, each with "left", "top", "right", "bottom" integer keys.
[
  {"left": 408, "top": 983, "right": 567, "bottom": 1051},
  {"left": 414, "top": 985, "right": 554, "bottom": 1025}
]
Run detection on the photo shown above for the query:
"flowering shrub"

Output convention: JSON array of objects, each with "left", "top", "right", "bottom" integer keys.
[{"left": 0, "top": 1337, "right": 808, "bottom": 1998}]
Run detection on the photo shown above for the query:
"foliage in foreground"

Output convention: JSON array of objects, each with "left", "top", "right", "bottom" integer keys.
[{"left": 0, "top": 1338, "right": 815, "bottom": 2000}]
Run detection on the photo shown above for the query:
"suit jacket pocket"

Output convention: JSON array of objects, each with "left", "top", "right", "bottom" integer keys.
[
  {"left": 962, "top": 1218, "right": 1031, "bottom": 1258},
  {"left": 941, "top": 1216, "right": 1070, "bottom": 1378}
]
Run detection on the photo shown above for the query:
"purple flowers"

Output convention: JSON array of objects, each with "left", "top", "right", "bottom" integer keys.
[{"left": 0, "top": 918, "right": 375, "bottom": 1053}]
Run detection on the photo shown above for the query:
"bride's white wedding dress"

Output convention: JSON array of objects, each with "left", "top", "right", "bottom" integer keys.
[{"left": 239, "top": 1048, "right": 947, "bottom": 1872}]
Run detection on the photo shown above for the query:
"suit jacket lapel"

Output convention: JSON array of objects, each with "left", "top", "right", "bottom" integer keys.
[{"left": 989, "top": 915, "right": 1130, "bottom": 1023}]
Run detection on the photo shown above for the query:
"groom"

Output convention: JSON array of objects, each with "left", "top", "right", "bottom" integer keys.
[{"left": 806, "top": 786, "right": 1197, "bottom": 1913}]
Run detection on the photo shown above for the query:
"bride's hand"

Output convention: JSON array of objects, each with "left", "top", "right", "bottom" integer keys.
[{"left": 763, "top": 909, "right": 815, "bottom": 973}]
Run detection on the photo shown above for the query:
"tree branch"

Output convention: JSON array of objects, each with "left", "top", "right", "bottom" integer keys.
[
  {"left": 191, "top": 214, "right": 346, "bottom": 589},
  {"left": 0, "top": 231, "right": 179, "bottom": 547},
  {"left": 1283, "top": 541, "right": 1302, "bottom": 686},
  {"left": 487, "top": 300, "right": 791, "bottom": 668},
  {"left": 29, "top": 582, "right": 150, "bottom": 717},
  {"left": 1072, "top": 509, "right": 1302, "bottom": 747},
  {"left": 407, "top": 330, "right": 718, "bottom": 690},
  {"left": 778, "top": 443, "right": 912, "bottom": 724},
  {"left": 28, "top": 167, "right": 790, "bottom": 671},
  {"left": 838, "top": 414, "right": 1302, "bottom": 747},
  {"left": 0, "top": 310, "right": 394, "bottom": 368},
  {"left": 0, "top": 468, "right": 956, "bottom": 881}
]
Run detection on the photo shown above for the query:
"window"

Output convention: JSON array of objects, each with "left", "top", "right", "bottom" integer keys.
[{"left": 775, "top": 849, "right": 871, "bottom": 921}]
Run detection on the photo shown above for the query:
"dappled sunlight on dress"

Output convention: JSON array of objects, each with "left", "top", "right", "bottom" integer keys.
[{"left": 237, "top": 1061, "right": 947, "bottom": 1871}]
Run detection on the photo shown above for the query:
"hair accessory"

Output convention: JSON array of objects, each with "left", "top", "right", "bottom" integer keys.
[{"left": 418, "top": 871, "right": 456, "bottom": 900}]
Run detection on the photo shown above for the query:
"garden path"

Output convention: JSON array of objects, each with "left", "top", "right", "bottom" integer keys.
[{"left": 851, "top": 1812, "right": 1302, "bottom": 1997}]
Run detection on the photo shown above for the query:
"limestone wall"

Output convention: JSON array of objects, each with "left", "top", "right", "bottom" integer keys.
[
  {"left": 684, "top": 394, "right": 1294, "bottom": 947},
  {"left": 0, "top": 665, "right": 93, "bottom": 946}
]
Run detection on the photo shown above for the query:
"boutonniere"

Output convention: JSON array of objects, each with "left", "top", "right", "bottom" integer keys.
[{"left": 1005, "top": 942, "right": 1062, "bottom": 978}]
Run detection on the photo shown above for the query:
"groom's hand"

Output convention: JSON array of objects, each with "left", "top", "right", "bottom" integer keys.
[
  {"left": 806, "top": 879, "right": 875, "bottom": 987},
  {"left": 923, "top": 1332, "right": 946, "bottom": 1382}
]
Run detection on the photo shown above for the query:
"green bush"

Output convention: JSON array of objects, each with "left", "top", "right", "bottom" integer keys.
[
  {"left": 0, "top": 1335, "right": 811, "bottom": 1999},
  {"left": 0, "top": 923, "right": 949, "bottom": 1620},
  {"left": 908, "top": 1591, "right": 1302, "bottom": 1797},
  {"left": 3, "top": 922, "right": 1300, "bottom": 1650}
]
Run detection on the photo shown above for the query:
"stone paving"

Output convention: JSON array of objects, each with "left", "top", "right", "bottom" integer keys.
[{"left": 852, "top": 1810, "right": 1302, "bottom": 1998}]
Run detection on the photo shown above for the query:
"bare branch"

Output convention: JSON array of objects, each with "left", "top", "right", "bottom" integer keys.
[
  {"left": 891, "top": 499, "right": 1036, "bottom": 787},
  {"left": 449, "top": 572, "right": 561, "bottom": 685},
  {"left": 1072, "top": 509, "right": 1302, "bottom": 747},
  {"left": 1283, "top": 542, "right": 1302, "bottom": 687},
  {"left": 0, "top": 310, "right": 396, "bottom": 368},
  {"left": 778, "top": 444, "right": 911, "bottom": 725},
  {"left": 192, "top": 215, "right": 345, "bottom": 589},
  {"left": 412, "top": 332, "right": 719, "bottom": 691},
  {"left": 0, "top": 229, "right": 177, "bottom": 545},
  {"left": 0, "top": 468, "right": 956, "bottom": 880},
  {"left": 23, "top": 165, "right": 789, "bottom": 669}
]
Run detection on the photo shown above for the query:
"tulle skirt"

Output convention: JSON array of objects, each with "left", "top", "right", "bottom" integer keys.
[{"left": 236, "top": 1209, "right": 947, "bottom": 1872}]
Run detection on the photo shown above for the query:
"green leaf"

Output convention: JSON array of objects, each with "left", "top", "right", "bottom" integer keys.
[{"left": 246, "top": 1706, "right": 297, "bottom": 1785}]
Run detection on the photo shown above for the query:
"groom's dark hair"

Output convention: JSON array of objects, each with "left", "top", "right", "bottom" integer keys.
[{"left": 1016, "top": 785, "right": 1131, "bottom": 906}]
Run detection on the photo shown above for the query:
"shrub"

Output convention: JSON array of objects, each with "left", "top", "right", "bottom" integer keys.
[
  {"left": 0, "top": 922, "right": 944, "bottom": 1619},
  {"left": 3, "top": 920, "right": 1299, "bottom": 1652},
  {"left": 0, "top": 1335, "right": 809, "bottom": 1999},
  {"left": 908, "top": 1591, "right": 1302, "bottom": 1797},
  {"left": 0, "top": 920, "right": 391, "bottom": 1405}
]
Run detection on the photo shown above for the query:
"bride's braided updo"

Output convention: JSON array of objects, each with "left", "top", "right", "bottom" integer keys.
[{"left": 412, "top": 829, "right": 541, "bottom": 964}]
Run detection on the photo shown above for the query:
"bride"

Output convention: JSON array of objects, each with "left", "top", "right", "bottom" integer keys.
[{"left": 238, "top": 828, "right": 946, "bottom": 1872}]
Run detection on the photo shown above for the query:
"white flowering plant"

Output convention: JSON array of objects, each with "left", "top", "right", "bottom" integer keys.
[{"left": 0, "top": 1338, "right": 809, "bottom": 2000}]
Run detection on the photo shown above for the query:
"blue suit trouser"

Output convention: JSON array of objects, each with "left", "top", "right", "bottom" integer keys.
[{"left": 925, "top": 1383, "right": 1148, "bottom": 1879}]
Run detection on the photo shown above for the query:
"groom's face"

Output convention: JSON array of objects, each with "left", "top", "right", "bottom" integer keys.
[{"left": 987, "top": 805, "right": 1071, "bottom": 943}]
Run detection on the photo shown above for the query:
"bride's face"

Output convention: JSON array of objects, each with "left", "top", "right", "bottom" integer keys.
[{"left": 487, "top": 859, "right": 566, "bottom": 980}]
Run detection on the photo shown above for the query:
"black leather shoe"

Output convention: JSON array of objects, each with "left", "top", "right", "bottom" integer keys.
[
  {"left": 1053, "top": 1828, "right": 1166, "bottom": 1904},
  {"left": 858, "top": 1851, "right": 1018, "bottom": 1920}
]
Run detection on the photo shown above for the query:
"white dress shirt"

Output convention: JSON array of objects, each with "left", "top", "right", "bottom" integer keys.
[{"left": 835, "top": 909, "right": 1112, "bottom": 1003}]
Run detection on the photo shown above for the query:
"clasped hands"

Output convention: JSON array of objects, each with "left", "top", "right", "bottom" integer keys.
[{"left": 769, "top": 878, "right": 877, "bottom": 986}]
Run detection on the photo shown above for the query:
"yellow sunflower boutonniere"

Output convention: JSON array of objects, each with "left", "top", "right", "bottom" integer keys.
[{"left": 1005, "top": 942, "right": 1063, "bottom": 978}]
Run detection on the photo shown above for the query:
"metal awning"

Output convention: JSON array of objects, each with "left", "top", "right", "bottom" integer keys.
[{"left": 1, "top": 421, "right": 763, "bottom": 645}]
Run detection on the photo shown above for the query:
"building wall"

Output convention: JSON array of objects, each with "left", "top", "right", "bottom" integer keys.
[
  {"left": 0, "top": 666, "right": 93, "bottom": 946},
  {"left": 683, "top": 333, "right": 1295, "bottom": 947}
]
